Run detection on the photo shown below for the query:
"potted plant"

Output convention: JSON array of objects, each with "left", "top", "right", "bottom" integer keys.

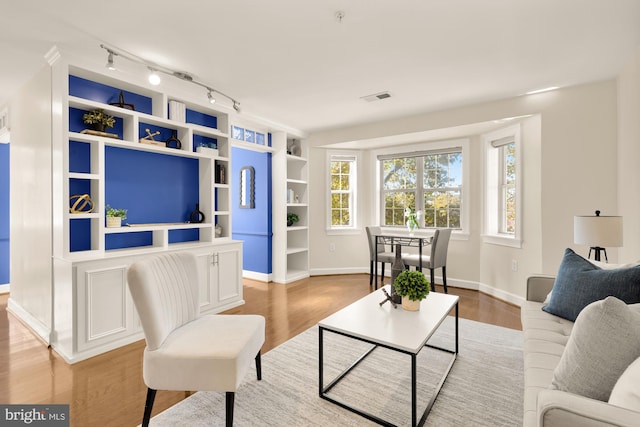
[
  {"left": 287, "top": 212, "right": 299, "bottom": 227},
  {"left": 393, "top": 270, "right": 430, "bottom": 311},
  {"left": 83, "top": 109, "right": 116, "bottom": 132},
  {"left": 106, "top": 205, "right": 127, "bottom": 228}
]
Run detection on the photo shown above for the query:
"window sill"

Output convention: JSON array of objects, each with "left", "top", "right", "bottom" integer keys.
[
  {"left": 482, "top": 234, "right": 522, "bottom": 248},
  {"left": 326, "top": 227, "right": 361, "bottom": 236}
]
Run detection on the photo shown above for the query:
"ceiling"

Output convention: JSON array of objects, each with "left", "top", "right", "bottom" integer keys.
[{"left": 1, "top": 1, "right": 639, "bottom": 136}]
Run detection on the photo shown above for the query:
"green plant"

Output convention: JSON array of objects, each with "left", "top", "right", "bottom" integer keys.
[
  {"left": 287, "top": 212, "right": 299, "bottom": 224},
  {"left": 393, "top": 270, "right": 429, "bottom": 301},
  {"left": 82, "top": 109, "right": 116, "bottom": 128},
  {"left": 106, "top": 205, "right": 127, "bottom": 220}
]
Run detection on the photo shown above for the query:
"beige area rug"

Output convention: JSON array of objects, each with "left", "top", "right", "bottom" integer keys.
[{"left": 146, "top": 317, "right": 523, "bottom": 426}]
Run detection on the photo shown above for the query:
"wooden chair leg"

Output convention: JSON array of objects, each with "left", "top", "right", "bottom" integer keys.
[
  {"left": 255, "top": 351, "right": 262, "bottom": 380},
  {"left": 442, "top": 266, "right": 448, "bottom": 294},
  {"left": 226, "top": 392, "right": 235, "bottom": 427},
  {"left": 430, "top": 268, "right": 436, "bottom": 292},
  {"left": 142, "top": 388, "right": 156, "bottom": 427}
]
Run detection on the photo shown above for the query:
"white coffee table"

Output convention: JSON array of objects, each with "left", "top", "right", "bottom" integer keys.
[{"left": 318, "top": 286, "right": 459, "bottom": 426}]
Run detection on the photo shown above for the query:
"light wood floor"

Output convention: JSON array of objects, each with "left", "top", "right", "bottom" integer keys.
[{"left": 0, "top": 274, "right": 521, "bottom": 426}]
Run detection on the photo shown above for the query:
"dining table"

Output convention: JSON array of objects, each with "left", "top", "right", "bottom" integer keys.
[{"left": 374, "top": 233, "right": 432, "bottom": 289}]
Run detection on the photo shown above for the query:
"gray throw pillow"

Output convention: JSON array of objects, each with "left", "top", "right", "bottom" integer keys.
[
  {"left": 550, "top": 296, "right": 640, "bottom": 401},
  {"left": 543, "top": 248, "right": 640, "bottom": 321}
]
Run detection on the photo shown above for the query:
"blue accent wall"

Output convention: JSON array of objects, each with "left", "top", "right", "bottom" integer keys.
[
  {"left": 231, "top": 148, "right": 272, "bottom": 274},
  {"left": 0, "top": 144, "right": 9, "bottom": 284}
]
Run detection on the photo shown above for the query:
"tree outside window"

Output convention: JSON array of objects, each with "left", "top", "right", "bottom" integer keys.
[
  {"left": 500, "top": 143, "right": 516, "bottom": 234},
  {"left": 381, "top": 151, "right": 462, "bottom": 229}
]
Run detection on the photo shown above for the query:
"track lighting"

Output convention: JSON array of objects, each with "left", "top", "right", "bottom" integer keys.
[
  {"left": 106, "top": 52, "right": 116, "bottom": 71},
  {"left": 99, "top": 44, "right": 241, "bottom": 113},
  {"left": 147, "top": 69, "right": 161, "bottom": 86}
]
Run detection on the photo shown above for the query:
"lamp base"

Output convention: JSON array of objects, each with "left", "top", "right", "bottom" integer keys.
[{"left": 588, "top": 246, "right": 608, "bottom": 262}]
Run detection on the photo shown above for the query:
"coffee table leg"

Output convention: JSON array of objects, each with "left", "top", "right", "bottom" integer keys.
[
  {"left": 318, "top": 327, "right": 324, "bottom": 396},
  {"left": 412, "top": 354, "right": 417, "bottom": 427}
]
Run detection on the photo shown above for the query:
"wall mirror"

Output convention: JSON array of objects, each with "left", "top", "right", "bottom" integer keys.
[{"left": 239, "top": 166, "right": 255, "bottom": 209}]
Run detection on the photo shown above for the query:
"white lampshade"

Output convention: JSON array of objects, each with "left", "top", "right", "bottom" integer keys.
[{"left": 574, "top": 213, "right": 623, "bottom": 247}]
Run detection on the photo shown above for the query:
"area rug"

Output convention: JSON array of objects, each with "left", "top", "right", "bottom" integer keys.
[{"left": 147, "top": 317, "right": 523, "bottom": 426}]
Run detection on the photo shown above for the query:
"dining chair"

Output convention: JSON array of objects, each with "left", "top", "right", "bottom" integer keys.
[
  {"left": 403, "top": 228, "right": 452, "bottom": 293},
  {"left": 127, "top": 252, "right": 265, "bottom": 427},
  {"left": 366, "top": 226, "right": 396, "bottom": 287}
]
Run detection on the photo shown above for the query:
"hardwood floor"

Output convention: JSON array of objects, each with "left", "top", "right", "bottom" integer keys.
[{"left": 0, "top": 274, "right": 521, "bottom": 426}]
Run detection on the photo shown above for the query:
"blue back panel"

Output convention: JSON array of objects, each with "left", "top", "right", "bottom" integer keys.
[
  {"left": 69, "top": 75, "right": 153, "bottom": 114},
  {"left": 0, "top": 144, "right": 9, "bottom": 283},
  {"left": 231, "top": 147, "right": 272, "bottom": 274}
]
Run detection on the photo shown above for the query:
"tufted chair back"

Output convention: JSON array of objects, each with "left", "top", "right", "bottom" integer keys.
[{"left": 127, "top": 252, "right": 200, "bottom": 350}]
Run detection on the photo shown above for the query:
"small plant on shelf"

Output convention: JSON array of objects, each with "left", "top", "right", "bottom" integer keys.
[
  {"left": 83, "top": 109, "right": 116, "bottom": 132},
  {"left": 106, "top": 205, "right": 127, "bottom": 228},
  {"left": 393, "top": 270, "right": 429, "bottom": 311},
  {"left": 287, "top": 212, "right": 299, "bottom": 227}
]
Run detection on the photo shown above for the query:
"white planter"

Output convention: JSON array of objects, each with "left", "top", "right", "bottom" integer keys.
[
  {"left": 402, "top": 296, "right": 421, "bottom": 311},
  {"left": 106, "top": 216, "right": 122, "bottom": 228}
]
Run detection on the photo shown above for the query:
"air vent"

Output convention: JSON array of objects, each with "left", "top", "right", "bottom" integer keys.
[{"left": 361, "top": 91, "right": 392, "bottom": 103}]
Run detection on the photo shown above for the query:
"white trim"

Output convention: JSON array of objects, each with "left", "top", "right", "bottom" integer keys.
[
  {"left": 242, "top": 270, "right": 271, "bottom": 282},
  {"left": 7, "top": 298, "right": 51, "bottom": 345},
  {"left": 0, "top": 284, "right": 9, "bottom": 293},
  {"left": 326, "top": 150, "right": 360, "bottom": 232},
  {"left": 482, "top": 124, "right": 522, "bottom": 248}
]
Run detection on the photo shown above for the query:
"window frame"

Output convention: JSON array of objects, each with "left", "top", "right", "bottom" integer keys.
[
  {"left": 482, "top": 124, "right": 522, "bottom": 247},
  {"left": 374, "top": 138, "right": 470, "bottom": 238},
  {"left": 326, "top": 150, "right": 359, "bottom": 234}
]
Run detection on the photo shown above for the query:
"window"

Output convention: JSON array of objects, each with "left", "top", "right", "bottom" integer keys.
[
  {"left": 483, "top": 125, "right": 521, "bottom": 247},
  {"left": 328, "top": 152, "right": 357, "bottom": 230},
  {"left": 380, "top": 148, "right": 463, "bottom": 229}
]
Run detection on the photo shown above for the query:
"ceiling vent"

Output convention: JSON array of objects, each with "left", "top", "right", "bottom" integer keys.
[{"left": 361, "top": 91, "right": 392, "bottom": 103}]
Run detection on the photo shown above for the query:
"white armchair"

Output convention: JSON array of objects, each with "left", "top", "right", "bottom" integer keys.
[{"left": 127, "top": 252, "right": 265, "bottom": 427}]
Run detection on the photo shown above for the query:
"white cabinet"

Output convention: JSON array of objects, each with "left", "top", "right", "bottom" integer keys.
[
  {"left": 71, "top": 244, "right": 244, "bottom": 362},
  {"left": 193, "top": 242, "right": 243, "bottom": 313}
]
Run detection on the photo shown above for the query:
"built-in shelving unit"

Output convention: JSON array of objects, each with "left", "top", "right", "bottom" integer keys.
[
  {"left": 8, "top": 49, "right": 245, "bottom": 364},
  {"left": 273, "top": 134, "right": 309, "bottom": 283}
]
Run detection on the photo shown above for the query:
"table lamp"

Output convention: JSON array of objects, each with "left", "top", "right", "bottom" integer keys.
[{"left": 574, "top": 210, "right": 623, "bottom": 262}]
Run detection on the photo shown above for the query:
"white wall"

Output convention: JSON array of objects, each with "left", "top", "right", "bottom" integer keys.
[
  {"left": 8, "top": 64, "right": 53, "bottom": 339},
  {"left": 306, "top": 79, "right": 619, "bottom": 301},
  {"left": 618, "top": 47, "right": 640, "bottom": 262}
]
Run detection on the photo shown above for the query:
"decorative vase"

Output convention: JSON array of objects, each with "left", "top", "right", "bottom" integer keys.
[
  {"left": 106, "top": 216, "right": 121, "bottom": 228},
  {"left": 93, "top": 123, "right": 106, "bottom": 133},
  {"left": 402, "top": 296, "right": 421, "bottom": 311},
  {"left": 389, "top": 243, "right": 404, "bottom": 304},
  {"left": 407, "top": 219, "right": 418, "bottom": 235}
]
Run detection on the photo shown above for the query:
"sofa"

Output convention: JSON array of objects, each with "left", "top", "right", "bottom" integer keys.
[{"left": 522, "top": 275, "right": 640, "bottom": 427}]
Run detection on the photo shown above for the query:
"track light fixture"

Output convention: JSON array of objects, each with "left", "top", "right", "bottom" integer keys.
[
  {"left": 100, "top": 44, "right": 241, "bottom": 112},
  {"left": 105, "top": 52, "right": 116, "bottom": 70},
  {"left": 147, "top": 68, "right": 161, "bottom": 86}
]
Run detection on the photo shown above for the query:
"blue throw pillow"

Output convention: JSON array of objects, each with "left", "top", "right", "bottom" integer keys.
[{"left": 543, "top": 248, "right": 640, "bottom": 321}]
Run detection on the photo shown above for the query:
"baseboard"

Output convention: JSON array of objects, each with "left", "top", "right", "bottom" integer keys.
[
  {"left": 0, "top": 283, "right": 9, "bottom": 293},
  {"left": 242, "top": 270, "right": 271, "bottom": 282},
  {"left": 6, "top": 298, "right": 51, "bottom": 345},
  {"left": 308, "top": 267, "right": 524, "bottom": 306}
]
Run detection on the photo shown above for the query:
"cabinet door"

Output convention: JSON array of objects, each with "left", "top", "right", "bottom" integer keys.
[
  {"left": 194, "top": 251, "right": 215, "bottom": 312},
  {"left": 76, "top": 262, "right": 134, "bottom": 352},
  {"left": 215, "top": 247, "right": 241, "bottom": 305}
]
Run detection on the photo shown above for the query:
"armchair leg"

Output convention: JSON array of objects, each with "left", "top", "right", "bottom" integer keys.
[
  {"left": 142, "top": 388, "right": 157, "bottom": 427},
  {"left": 442, "top": 266, "right": 448, "bottom": 294},
  {"left": 226, "top": 392, "right": 235, "bottom": 427},
  {"left": 381, "top": 263, "right": 385, "bottom": 289},
  {"left": 255, "top": 351, "right": 262, "bottom": 380},
  {"left": 430, "top": 269, "right": 436, "bottom": 292}
]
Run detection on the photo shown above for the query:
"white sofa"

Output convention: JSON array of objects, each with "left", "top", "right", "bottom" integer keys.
[{"left": 521, "top": 276, "right": 640, "bottom": 427}]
